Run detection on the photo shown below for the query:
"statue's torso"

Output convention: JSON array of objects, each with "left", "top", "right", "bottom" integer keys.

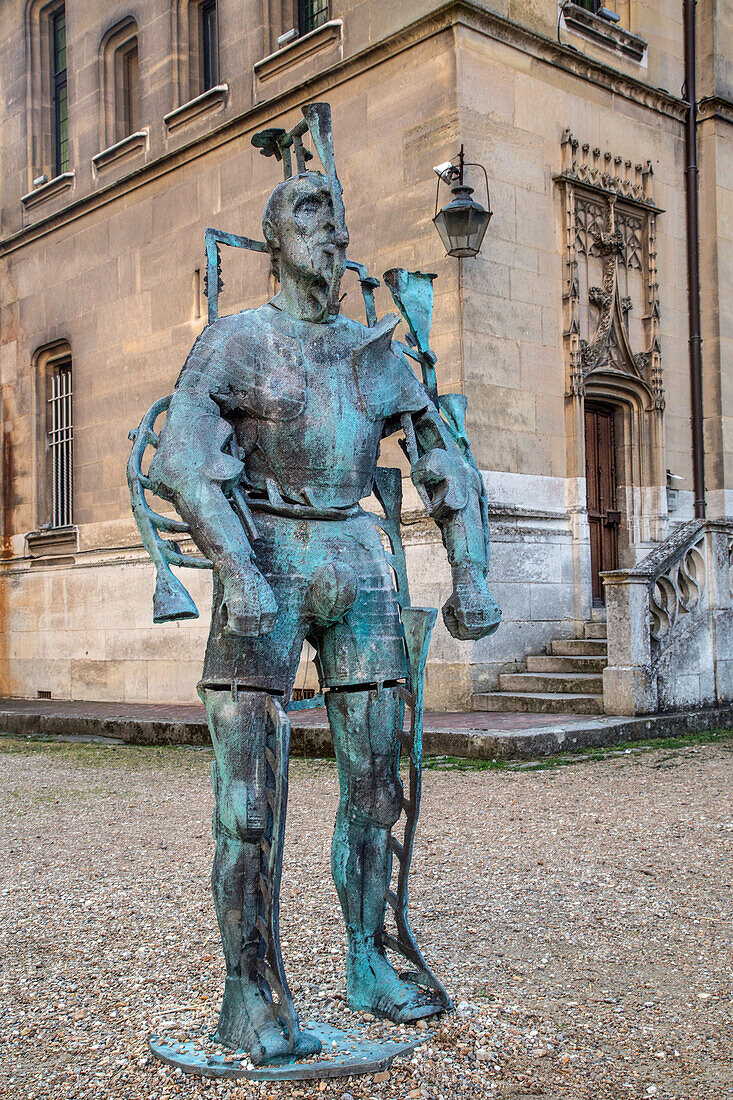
[{"left": 200, "top": 304, "right": 425, "bottom": 510}]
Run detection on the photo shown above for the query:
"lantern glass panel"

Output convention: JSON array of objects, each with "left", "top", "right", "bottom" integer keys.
[{"left": 433, "top": 192, "right": 492, "bottom": 257}]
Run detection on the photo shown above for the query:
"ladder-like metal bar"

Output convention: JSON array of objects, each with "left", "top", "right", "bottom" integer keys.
[
  {"left": 254, "top": 695, "right": 302, "bottom": 1048},
  {"left": 382, "top": 606, "right": 452, "bottom": 1009}
]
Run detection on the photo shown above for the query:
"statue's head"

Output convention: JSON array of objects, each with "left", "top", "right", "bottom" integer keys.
[{"left": 262, "top": 171, "right": 349, "bottom": 320}]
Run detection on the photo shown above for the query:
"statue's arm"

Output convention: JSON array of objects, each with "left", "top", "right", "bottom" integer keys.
[
  {"left": 399, "top": 401, "right": 500, "bottom": 641},
  {"left": 147, "top": 325, "right": 277, "bottom": 637}
]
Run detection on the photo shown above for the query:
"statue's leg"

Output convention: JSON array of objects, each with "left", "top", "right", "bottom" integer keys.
[
  {"left": 326, "top": 685, "right": 444, "bottom": 1022},
  {"left": 205, "top": 688, "right": 321, "bottom": 1064}
]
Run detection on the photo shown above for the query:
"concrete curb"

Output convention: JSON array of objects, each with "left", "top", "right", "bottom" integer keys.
[
  {"left": 419, "top": 705, "right": 733, "bottom": 759},
  {"left": 0, "top": 702, "right": 731, "bottom": 759}
]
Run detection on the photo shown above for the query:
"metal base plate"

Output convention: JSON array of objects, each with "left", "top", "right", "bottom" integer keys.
[{"left": 149, "top": 1022, "right": 425, "bottom": 1082}]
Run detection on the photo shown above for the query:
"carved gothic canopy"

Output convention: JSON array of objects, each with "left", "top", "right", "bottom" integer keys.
[{"left": 557, "top": 130, "right": 664, "bottom": 410}]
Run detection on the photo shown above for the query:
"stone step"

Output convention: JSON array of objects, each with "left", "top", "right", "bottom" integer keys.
[
  {"left": 583, "top": 621, "right": 607, "bottom": 639},
  {"left": 550, "top": 638, "right": 608, "bottom": 657},
  {"left": 526, "top": 654, "right": 608, "bottom": 674},
  {"left": 473, "top": 691, "right": 605, "bottom": 715},
  {"left": 499, "top": 671, "right": 604, "bottom": 694}
]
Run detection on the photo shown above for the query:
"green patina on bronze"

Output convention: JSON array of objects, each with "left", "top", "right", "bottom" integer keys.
[{"left": 128, "top": 102, "right": 500, "bottom": 1073}]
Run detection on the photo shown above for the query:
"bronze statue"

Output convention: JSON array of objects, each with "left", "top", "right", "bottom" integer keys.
[{"left": 129, "top": 102, "right": 500, "bottom": 1071}]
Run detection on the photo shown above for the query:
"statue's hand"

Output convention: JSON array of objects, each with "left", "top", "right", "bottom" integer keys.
[
  {"left": 442, "top": 565, "right": 501, "bottom": 641},
  {"left": 219, "top": 563, "right": 278, "bottom": 637}
]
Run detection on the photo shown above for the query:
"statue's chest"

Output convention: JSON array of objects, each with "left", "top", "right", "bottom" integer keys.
[
  {"left": 254, "top": 350, "right": 378, "bottom": 471},
  {"left": 226, "top": 323, "right": 381, "bottom": 425}
]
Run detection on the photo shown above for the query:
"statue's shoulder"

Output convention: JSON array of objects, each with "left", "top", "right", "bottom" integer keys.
[
  {"left": 201, "top": 308, "right": 264, "bottom": 347},
  {"left": 333, "top": 313, "right": 369, "bottom": 341}
]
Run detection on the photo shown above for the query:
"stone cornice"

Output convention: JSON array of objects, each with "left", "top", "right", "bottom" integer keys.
[
  {"left": 163, "top": 84, "right": 229, "bottom": 132},
  {"left": 253, "top": 20, "right": 343, "bottom": 83},
  {"left": 91, "top": 129, "right": 148, "bottom": 173},
  {"left": 560, "top": 2, "right": 647, "bottom": 63},
  {"left": 1, "top": 0, "right": 687, "bottom": 257},
  {"left": 20, "top": 171, "right": 75, "bottom": 210},
  {"left": 698, "top": 95, "right": 733, "bottom": 125}
]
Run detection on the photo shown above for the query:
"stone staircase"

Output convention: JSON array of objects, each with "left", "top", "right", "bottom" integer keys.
[{"left": 473, "top": 620, "right": 608, "bottom": 715}]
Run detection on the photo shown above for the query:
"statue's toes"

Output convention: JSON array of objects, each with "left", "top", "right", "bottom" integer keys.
[
  {"left": 293, "top": 1029, "right": 322, "bottom": 1059},
  {"left": 250, "top": 1023, "right": 321, "bottom": 1065},
  {"left": 249, "top": 1021, "right": 293, "bottom": 1065},
  {"left": 390, "top": 991, "right": 445, "bottom": 1024}
]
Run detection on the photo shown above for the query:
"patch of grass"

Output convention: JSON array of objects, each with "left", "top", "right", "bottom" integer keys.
[
  {"left": 424, "top": 727, "right": 733, "bottom": 772},
  {"left": 2, "top": 727, "right": 732, "bottom": 775},
  {"left": 423, "top": 755, "right": 509, "bottom": 772},
  {"left": 0, "top": 734, "right": 213, "bottom": 768}
]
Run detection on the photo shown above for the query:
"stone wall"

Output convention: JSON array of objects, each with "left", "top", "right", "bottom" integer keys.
[{"left": 0, "top": 0, "right": 730, "bottom": 710}]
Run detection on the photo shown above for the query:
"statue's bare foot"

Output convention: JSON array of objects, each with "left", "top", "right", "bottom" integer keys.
[
  {"left": 346, "top": 949, "right": 444, "bottom": 1023},
  {"left": 215, "top": 976, "right": 322, "bottom": 1065}
]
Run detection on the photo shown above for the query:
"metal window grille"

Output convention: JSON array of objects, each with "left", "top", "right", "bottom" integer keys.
[
  {"left": 298, "top": 0, "right": 329, "bottom": 35},
  {"left": 48, "top": 359, "right": 73, "bottom": 528},
  {"left": 52, "top": 7, "right": 69, "bottom": 176},
  {"left": 201, "top": 0, "right": 218, "bottom": 91}
]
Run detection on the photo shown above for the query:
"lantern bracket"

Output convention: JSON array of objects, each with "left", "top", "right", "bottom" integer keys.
[{"left": 433, "top": 145, "right": 491, "bottom": 219}]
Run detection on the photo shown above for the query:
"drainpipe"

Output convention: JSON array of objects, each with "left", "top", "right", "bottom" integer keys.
[{"left": 683, "top": 0, "right": 706, "bottom": 518}]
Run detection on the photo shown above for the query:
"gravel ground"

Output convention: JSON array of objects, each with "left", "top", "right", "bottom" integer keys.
[{"left": 1, "top": 734, "right": 732, "bottom": 1100}]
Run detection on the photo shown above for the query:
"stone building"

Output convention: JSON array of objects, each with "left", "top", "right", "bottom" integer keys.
[{"left": 0, "top": 0, "right": 730, "bottom": 713}]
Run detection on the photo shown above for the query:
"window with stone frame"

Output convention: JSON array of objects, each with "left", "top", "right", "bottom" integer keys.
[
  {"left": 114, "top": 34, "right": 139, "bottom": 140},
  {"left": 298, "top": 0, "right": 329, "bottom": 35},
  {"left": 25, "top": 0, "right": 72, "bottom": 183},
  {"left": 186, "top": 0, "right": 220, "bottom": 98},
  {"left": 33, "top": 343, "right": 74, "bottom": 530},
  {"left": 201, "top": 0, "right": 219, "bottom": 90},
  {"left": 99, "top": 18, "right": 141, "bottom": 148},
  {"left": 50, "top": 5, "right": 69, "bottom": 175}
]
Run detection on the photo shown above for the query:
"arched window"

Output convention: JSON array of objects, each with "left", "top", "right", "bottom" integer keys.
[
  {"left": 116, "top": 35, "right": 139, "bottom": 139},
  {"left": 100, "top": 18, "right": 140, "bottom": 147},
  {"left": 25, "top": 0, "right": 71, "bottom": 183},
  {"left": 50, "top": 5, "right": 69, "bottom": 174},
  {"left": 200, "top": 0, "right": 218, "bottom": 91},
  {"left": 187, "top": 0, "right": 219, "bottom": 98},
  {"left": 170, "top": 0, "right": 225, "bottom": 109}
]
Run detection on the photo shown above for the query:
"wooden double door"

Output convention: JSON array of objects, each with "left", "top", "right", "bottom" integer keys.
[{"left": 585, "top": 404, "right": 620, "bottom": 604}]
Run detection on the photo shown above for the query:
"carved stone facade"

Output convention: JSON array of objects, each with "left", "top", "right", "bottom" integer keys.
[{"left": 558, "top": 131, "right": 663, "bottom": 407}]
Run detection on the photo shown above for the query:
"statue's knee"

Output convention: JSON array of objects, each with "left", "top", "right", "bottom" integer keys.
[
  {"left": 349, "top": 760, "right": 403, "bottom": 829},
  {"left": 211, "top": 763, "right": 265, "bottom": 843}
]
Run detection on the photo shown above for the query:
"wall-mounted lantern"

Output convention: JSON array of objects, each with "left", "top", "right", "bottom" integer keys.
[{"left": 432, "top": 146, "right": 492, "bottom": 258}]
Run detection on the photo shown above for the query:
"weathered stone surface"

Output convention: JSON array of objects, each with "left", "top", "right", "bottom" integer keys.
[{"left": 0, "top": 0, "right": 730, "bottom": 714}]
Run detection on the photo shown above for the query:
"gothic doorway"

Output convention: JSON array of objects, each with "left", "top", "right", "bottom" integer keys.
[{"left": 585, "top": 404, "right": 620, "bottom": 604}]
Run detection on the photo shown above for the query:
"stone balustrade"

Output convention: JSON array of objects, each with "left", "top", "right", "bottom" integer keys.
[{"left": 602, "top": 520, "right": 733, "bottom": 715}]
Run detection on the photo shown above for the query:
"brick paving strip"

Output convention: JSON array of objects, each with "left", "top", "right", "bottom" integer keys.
[{"left": 0, "top": 696, "right": 731, "bottom": 759}]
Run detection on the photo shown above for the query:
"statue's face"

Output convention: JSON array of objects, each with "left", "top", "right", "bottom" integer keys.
[{"left": 266, "top": 174, "right": 348, "bottom": 291}]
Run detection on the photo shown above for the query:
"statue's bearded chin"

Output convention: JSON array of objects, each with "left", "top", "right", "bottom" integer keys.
[
  {"left": 310, "top": 278, "right": 331, "bottom": 321},
  {"left": 310, "top": 261, "right": 343, "bottom": 322}
]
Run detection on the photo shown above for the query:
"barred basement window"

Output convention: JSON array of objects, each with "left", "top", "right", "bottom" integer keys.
[
  {"left": 47, "top": 358, "right": 73, "bottom": 528},
  {"left": 298, "top": 0, "right": 329, "bottom": 35}
]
